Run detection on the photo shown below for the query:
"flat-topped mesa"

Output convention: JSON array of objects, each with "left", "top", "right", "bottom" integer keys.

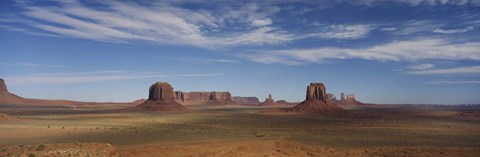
[
  {"left": 0, "top": 79, "right": 7, "bottom": 92},
  {"left": 306, "top": 83, "right": 327, "bottom": 102},
  {"left": 287, "top": 82, "right": 345, "bottom": 113},
  {"left": 232, "top": 96, "right": 260, "bottom": 104},
  {"left": 136, "top": 82, "right": 187, "bottom": 111},
  {"left": 174, "top": 91, "right": 235, "bottom": 106}
]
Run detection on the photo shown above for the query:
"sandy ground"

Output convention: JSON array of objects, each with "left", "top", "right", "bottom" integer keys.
[{"left": 0, "top": 105, "right": 479, "bottom": 157}]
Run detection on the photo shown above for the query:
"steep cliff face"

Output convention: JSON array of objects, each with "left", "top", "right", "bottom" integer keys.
[
  {"left": 306, "top": 83, "right": 327, "bottom": 101},
  {"left": 148, "top": 82, "right": 175, "bottom": 101},
  {"left": 232, "top": 97, "right": 260, "bottom": 104},
  {"left": 287, "top": 83, "right": 344, "bottom": 113},
  {"left": 136, "top": 82, "right": 187, "bottom": 111},
  {"left": 0, "top": 79, "right": 7, "bottom": 93},
  {"left": 0, "top": 78, "right": 28, "bottom": 105},
  {"left": 174, "top": 91, "right": 236, "bottom": 106}
]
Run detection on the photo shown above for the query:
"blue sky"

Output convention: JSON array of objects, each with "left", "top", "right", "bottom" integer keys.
[{"left": 1, "top": 0, "right": 480, "bottom": 104}]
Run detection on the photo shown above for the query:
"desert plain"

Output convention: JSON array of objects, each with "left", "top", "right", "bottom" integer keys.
[{"left": 1, "top": 104, "right": 479, "bottom": 157}]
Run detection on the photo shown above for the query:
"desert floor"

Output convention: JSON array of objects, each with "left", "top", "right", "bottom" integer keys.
[{"left": 0, "top": 105, "right": 479, "bottom": 157}]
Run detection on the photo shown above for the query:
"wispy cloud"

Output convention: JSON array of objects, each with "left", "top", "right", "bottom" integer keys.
[
  {"left": 303, "top": 24, "right": 374, "bottom": 39},
  {"left": 0, "top": 1, "right": 386, "bottom": 48},
  {"left": 245, "top": 39, "right": 480, "bottom": 64},
  {"left": 433, "top": 26, "right": 475, "bottom": 34},
  {"left": 3, "top": 71, "right": 223, "bottom": 85},
  {"left": 407, "top": 63, "right": 434, "bottom": 70},
  {"left": 395, "top": 20, "right": 436, "bottom": 35},
  {"left": 357, "top": 0, "right": 480, "bottom": 6},
  {"left": 428, "top": 80, "right": 480, "bottom": 84},
  {"left": 0, "top": 1, "right": 293, "bottom": 48},
  {"left": 380, "top": 27, "right": 397, "bottom": 31},
  {"left": 185, "top": 58, "right": 241, "bottom": 64},
  {"left": 0, "top": 62, "right": 65, "bottom": 68},
  {"left": 408, "top": 65, "right": 480, "bottom": 75}
]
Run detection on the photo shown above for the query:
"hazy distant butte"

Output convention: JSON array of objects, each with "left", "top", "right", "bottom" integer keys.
[{"left": 0, "top": 78, "right": 137, "bottom": 107}]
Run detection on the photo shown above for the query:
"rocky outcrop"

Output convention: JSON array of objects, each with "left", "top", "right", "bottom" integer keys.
[
  {"left": 174, "top": 91, "right": 235, "bottom": 106},
  {"left": 275, "top": 100, "right": 298, "bottom": 106},
  {"left": 0, "top": 79, "right": 27, "bottom": 105},
  {"left": 341, "top": 92, "right": 346, "bottom": 101},
  {"left": 0, "top": 79, "right": 7, "bottom": 92},
  {"left": 287, "top": 83, "right": 344, "bottom": 113},
  {"left": 260, "top": 94, "right": 276, "bottom": 106},
  {"left": 232, "top": 96, "right": 260, "bottom": 104},
  {"left": 327, "top": 93, "right": 336, "bottom": 101},
  {"left": 136, "top": 82, "right": 187, "bottom": 111}
]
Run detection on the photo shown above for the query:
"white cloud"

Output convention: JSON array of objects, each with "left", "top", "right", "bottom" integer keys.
[
  {"left": 4, "top": 71, "right": 223, "bottom": 85},
  {"left": 408, "top": 63, "right": 434, "bottom": 70},
  {"left": 186, "top": 58, "right": 241, "bottom": 64},
  {"left": 380, "top": 27, "right": 397, "bottom": 31},
  {"left": 395, "top": 20, "right": 435, "bottom": 35},
  {"left": 304, "top": 24, "right": 374, "bottom": 39},
  {"left": 357, "top": 0, "right": 480, "bottom": 6},
  {"left": 401, "top": 0, "right": 473, "bottom": 6},
  {"left": 245, "top": 39, "right": 480, "bottom": 64},
  {"left": 428, "top": 80, "right": 480, "bottom": 84},
  {"left": 251, "top": 18, "right": 273, "bottom": 26},
  {"left": 408, "top": 65, "right": 480, "bottom": 75},
  {"left": 433, "top": 26, "right": 475, "bottom": 34},
  {"left": 0, "top": 1, "right": 384, "bottom": 48},
  {"left": 0, "top": 1, "right": 292, "bottom": 48}
]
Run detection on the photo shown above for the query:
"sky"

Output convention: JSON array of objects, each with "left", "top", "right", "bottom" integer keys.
[{"left": 0, "top": 0, "right": 480, "bottom": 104}]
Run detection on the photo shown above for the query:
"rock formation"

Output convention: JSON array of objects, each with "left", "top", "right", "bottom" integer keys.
[
  {"left": 260, "top": 94, "right": 276, "bottom": 106},
  {"left": 174, "top": 91, "right": 236, "bottom": 106},
  {"left": 0, "top": 79, "right": 7, "bottom": 92},
  {"left": 0, "top": 78, "right": 25, "bottom": 105},
  {"left": 335, "top": 92, "right": 366, "bottom": 106},
  {"left": 0, "top": 78, "right": 150, "bottom": 108},
  {"left": 347, "top": 94, "right": 356, "bottom": 102},
  {"left": 275, "top": 100, "right": 298, "bottom": 106},
  {"left": 287, "top": 83, "right": 344, "bottom": 113},
  {"left": 232, "top": 96, "right": 260, "bottom": 104},
  {"left": 326, "top": 93, "right": 336, "bottom": 101},
  {"left": 341, "top": 92, "right": 346, "bottom": 101},
  {"left": 136, "top": 82, "right": 187, "bottom": 111}
]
